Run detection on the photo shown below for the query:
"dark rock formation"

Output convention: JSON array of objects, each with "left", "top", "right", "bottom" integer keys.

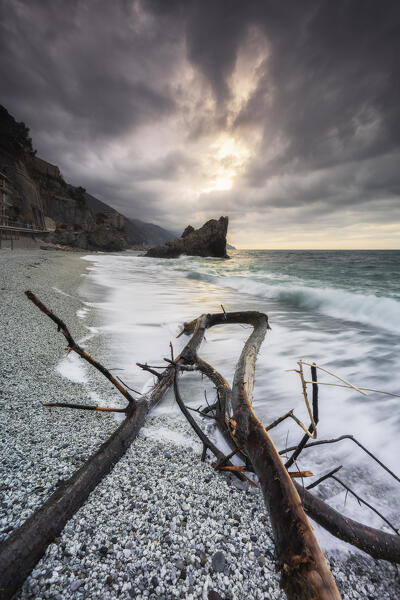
[
  {"left": 181, "top": 225, "right": 195, "bottom": 238},
  {"left": 146, "top": 216, "right": 229, "bottom": 258}
]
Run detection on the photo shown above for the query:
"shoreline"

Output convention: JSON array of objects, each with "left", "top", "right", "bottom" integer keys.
[{"left": 1, "top": 249, "right": 399, "bottom": 599}]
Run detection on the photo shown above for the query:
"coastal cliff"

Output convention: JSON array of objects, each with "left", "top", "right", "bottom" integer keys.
[
  {"left": 0, "top": 105, "right": 173, "bottom": 251},
  {"left": 146, "top": 216, "right": 229, "bottom": 258}
]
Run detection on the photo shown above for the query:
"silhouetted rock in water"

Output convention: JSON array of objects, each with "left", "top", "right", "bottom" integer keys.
[{"left": 145, "top": 216, "right": 229, "bottom": 258}]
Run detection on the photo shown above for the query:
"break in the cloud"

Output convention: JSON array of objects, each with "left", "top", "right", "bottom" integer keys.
[{"left": 1, "top": 0, "right": 399, "bottom": 248}]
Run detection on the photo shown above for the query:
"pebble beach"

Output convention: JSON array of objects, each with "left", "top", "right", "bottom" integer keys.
[{"left": 1, "top": 249, "right": 399, "bottom": 600}]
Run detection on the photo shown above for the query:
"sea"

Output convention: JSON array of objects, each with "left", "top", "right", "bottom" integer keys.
[{"left": 68, "top": 249, "right": 400, "bottom": 552}]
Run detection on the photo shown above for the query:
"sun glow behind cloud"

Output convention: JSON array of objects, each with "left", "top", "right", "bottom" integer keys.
[
  {"left": 200, "top": 133, "right": 251, "bottom": 193},
  {"left": 195, "top": 27, "right": 268, "bottom": 195}
]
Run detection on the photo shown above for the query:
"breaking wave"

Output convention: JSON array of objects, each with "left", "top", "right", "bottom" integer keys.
[{"left": 187, "top": 272, "right": 400, "bottom": 334}]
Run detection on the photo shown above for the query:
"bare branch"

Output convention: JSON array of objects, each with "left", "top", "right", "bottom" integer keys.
[
  {"left": 136, "top": 362, "right": 163, "bottom": 380},
  {"left": 306, "top": 466, "right": 343, "bottom": 490},
  {"left": 280, "top": 434, "right": 400, "bottom": 485},
  {"left": 116, "top": 376, "right": 141, "bottom": 394},
  {"left": 25, "top": 290, "right": 137, "bottom": 406},
  {"left": 288, "top": 470, "right": 314, "bottom": 478},
  {"left": 265, "top": 409, "right": 294, "bottom": 431},
  {"left": 42, "top": 402, "right": 127, "bottom": 414},
  {"left": 331, "top": 475, "right": 399, "bottom": 536},
  {"left": 285, "top": 363, "right": 319, "bottom": 469},
  {"left": 185, "top": 405, "right": 216, "bottom": 420}
]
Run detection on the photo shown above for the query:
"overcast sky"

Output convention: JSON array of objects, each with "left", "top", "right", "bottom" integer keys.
[{"left": 1, "top": 0, "right": 400, "bottom": 248}]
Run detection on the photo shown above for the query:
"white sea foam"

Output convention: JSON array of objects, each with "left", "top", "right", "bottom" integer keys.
[
  {"left": 212, "top": 276, "right": 400, "bottom": 333},
  {"left": 56, "top": 352, "right": 87, "bottom": 383},
  {"left": 140, "top": 426, "right": 202, "bottom": 451},
  {"left": 76, "top": 307, "right": 89, "bottom": 319}
]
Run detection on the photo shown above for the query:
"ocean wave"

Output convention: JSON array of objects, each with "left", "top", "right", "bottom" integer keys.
[
  {"left": 186, "top": 271, "right": 400, "bottom": 333},
  {"left": 231, "top": 278, "right": 400, "bottom": 332}
]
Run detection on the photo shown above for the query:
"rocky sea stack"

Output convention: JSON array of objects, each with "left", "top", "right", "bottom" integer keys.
[{"left": 145, "top": 216, "right": 229, "bottom": 258}]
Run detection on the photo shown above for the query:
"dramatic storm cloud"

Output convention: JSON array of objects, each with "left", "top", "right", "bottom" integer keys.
[{"left": 1, "top": 0, "right": 399, "bottom": 247}]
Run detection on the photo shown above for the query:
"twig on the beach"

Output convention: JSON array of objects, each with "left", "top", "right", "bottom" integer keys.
[
  {"left": 212, "top": 464, "right": 247, "bottom": 472},
  {"left": 116, "top": 376, "right": 141, "bottom": 394},
  {"left": 185, "top": 405, "right": 216, "bottom": 419},
  {"left": 295, "top": 477, "right": 400, "bottom": 562},
  {"left": 25, "top": 290, "right": 137, "bottom": 406},
  {"left": 300, "top": 360, "right": 367, "bottom": 396},
  {"left": 137, "top": 362, "right": 166, "bottom": 379},
  {"left": 173, "top": 368, "right": 252, "bottom": 485},
  {"left": 265, "top": 408, "right": 294, "bottom": 431},
  {"left": 306, "top": 466, "right": 343, "bottom": 490},
  {"left": 285, "top": 363, "right": 319, "bottom": 469},
  {"left": 331, "top": 475, "right": 399, "bottom": 535},
  {"left": 303, "top": 380, "right": 400, "bottom": 398},
  {"left": 288, "top": 470, "right": 314, "bottom": 478},
  {"left": 42, "top": 402, "right": 127, "bottom": 413},
  {"left": 202, "top": 401, "right": 218, "bottom": 415},
  {"left": 297, "top": 361, "right": 318, "bottom": 434},
  {"left": 223, "top": 445, "right": 244, "bottom": 461},
  {"left": 279, "top": 434, "right": 400, "bottom": 485},
  {"left": 288, "top": 412, "right": 315, "bottom": 438}
]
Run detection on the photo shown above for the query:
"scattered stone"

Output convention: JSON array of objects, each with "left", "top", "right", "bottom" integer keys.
[
  {"left": 208, "top": 591, "right": 224, "bottom": 600},
  {"left": 211, "top": 551, "right": 226, "bottom": 573},
  {"left": 70, "top": 579, "right": 84, "bottom": 592}
]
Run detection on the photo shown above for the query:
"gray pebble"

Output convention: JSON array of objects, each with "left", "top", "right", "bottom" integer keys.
[{"left": 211, "top": 551, "right": 226, "bottom": 572}]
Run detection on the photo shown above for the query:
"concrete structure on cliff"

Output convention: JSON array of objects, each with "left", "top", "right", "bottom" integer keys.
[{"left": 0, "top": 165, "right": 47, "bottom": 249}]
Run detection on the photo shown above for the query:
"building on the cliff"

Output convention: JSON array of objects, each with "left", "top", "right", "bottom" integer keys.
[
  {"left": 28, "top": 155, "right": 61, "bottom": 179},
  {"left": 0, "top": 170, "right": 12, "bottom": 226}
]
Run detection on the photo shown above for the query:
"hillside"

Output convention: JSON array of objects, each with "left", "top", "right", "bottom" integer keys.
[
  {"left": 129, "top": 218, "right": 176, "bottom": 245},
  {"left": 0, "top": 105, "right": 174, "bottom": 250}
]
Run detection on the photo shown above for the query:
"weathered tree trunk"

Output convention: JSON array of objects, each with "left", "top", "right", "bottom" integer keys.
[
  {"left": 176, "top": 310, "right": 400, "bottom": 594},
  {"left": 178, "top": 311, "right": 341, "bottom": 599}
]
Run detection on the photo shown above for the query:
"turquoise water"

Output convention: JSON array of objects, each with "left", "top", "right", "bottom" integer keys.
[
  {"left": 175, "top": 249, "right": 400, "bottom": 332},
  {"left": 79, "top": 249, "right": 400, "bottom": 551},
  {"left": 226, "top": 250, "right": 400, "bottom": 298}
]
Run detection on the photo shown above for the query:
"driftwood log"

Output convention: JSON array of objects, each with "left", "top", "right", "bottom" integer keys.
[
  {"left": 173, "top": 312, "right": 341, "bottom": 599},
  {"left": 0, "top": 294, "right": 399, "bottom": 600}
]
